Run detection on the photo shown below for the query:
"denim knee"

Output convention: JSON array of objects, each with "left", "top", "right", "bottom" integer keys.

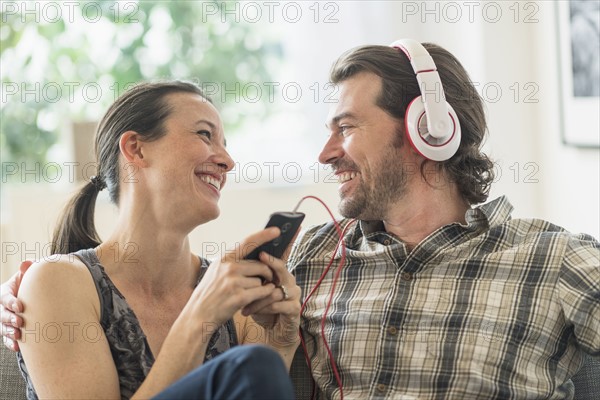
[
  {"left": 152, "top": 345, "right": 294, "bottom": 400},
  {"left": 230, "top": 345, "right": 287, "bottom": 377}
]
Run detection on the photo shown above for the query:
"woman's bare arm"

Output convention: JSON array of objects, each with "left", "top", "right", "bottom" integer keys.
[{"left": 18, "top": 257, "right": 121, "bottom": 399}]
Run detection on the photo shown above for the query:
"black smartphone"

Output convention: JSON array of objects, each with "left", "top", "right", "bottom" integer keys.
[{"left": 244, "top": 212, "right": 305, "bottom": 260}]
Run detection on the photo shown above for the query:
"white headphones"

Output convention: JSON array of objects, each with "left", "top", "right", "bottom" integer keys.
[{"left": 390, "top": 39, "right": 461, "bottom": 161}]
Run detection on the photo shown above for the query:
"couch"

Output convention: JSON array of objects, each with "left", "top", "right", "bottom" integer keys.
[{"left": 2, "top": 344, "right": 598, "bottom": 399}]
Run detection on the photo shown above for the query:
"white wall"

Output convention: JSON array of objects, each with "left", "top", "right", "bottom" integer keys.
[
  {"left": 534, "top": 3, "right": 600, "bottom": 237},
  {"left": 2, "top": 1, "right": 598, "bottom": 282}
]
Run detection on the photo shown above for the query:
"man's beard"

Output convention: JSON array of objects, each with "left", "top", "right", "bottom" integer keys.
[{"left": 338, "top": 145, "right": 409, "bottom": 221}]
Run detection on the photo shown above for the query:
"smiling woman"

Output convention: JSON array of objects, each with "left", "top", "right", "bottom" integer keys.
[
  {"left": 115, "top": 90, "right": 233, "bottom": 232},
  {"left": 51, "top": 81, "right": 227, "bottom": 253},
  {"left": 11, "top": 80, "right": 300, "bottom": 400}
]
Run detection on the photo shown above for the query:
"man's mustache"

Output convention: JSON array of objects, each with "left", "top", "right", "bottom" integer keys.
[{"left": 332, "top": 160, "right": 360, "bottom": 173}]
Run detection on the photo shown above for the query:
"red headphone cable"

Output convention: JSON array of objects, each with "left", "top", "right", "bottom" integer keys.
[{"left": 293, "top": 195, "right": 356, "bottom": 400}]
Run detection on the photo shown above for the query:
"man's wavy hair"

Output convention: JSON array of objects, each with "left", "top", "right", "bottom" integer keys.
[{"left": 330, "top": 43, "right": 495, "bottom": 205}]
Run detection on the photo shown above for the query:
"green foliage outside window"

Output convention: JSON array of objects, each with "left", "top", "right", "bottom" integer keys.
[{"left": 1, "top": 1, "right": 283, "bottom": 180}]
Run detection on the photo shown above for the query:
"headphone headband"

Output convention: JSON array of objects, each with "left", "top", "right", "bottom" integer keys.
[
  {"left": 390, "top": 39, "right": 451, "bottom": 139},
  {"left": 391, "top": 39, "right": 436, "bottom": 74}
]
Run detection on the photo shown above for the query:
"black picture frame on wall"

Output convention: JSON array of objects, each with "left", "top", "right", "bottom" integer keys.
[{"left": 556, "top": 0, "right": 600, "bottom": 148}]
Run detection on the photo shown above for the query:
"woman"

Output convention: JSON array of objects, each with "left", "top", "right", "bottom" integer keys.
[{"left": 11, "top": 81, "right": 300, "bottom": 399}]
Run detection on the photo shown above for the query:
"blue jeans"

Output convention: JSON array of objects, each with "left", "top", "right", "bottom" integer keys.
[{"left": 152, "top": 345, "right": 295, "bottom": 400}]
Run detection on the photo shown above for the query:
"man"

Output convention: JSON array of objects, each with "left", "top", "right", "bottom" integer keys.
[
  {"left": 3, "top": 40, "right": 600, "bottom": 399},
  {"left": 286, "top": 40, "right": 599, "bottom": 399}
]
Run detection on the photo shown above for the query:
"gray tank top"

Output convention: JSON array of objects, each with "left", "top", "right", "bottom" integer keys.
[{"left": 17, "top": 248, "right": 238, "bottom": 399}]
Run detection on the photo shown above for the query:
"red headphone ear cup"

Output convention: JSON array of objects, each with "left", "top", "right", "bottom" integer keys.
[{"left": 404, "top": 96, "right": 461, "bottom": 161}]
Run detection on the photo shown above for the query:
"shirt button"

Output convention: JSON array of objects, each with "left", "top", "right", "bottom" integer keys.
[
  {"left": 387, "top": 326, "right": 398, "bottom": 335},
  {"left": 376, "top": 383, "right": 387, "bottom": 393},
  {"left": 401, "top": 272, "right": 413, "bottom": 281},
  {"left": 383, "top": 239, "right": 391, "bottom": 245}
]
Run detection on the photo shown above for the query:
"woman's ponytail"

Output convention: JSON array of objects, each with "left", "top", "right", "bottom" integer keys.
[{"left": 51, "top": 176, "right": 105, "bottom": 254}]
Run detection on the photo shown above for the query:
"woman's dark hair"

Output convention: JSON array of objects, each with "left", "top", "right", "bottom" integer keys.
[
  {"left": 52, "top": 80, "right": 210, "bottom": 254},
  {"left": 329, "top": 43, "right": 495, "bottom": 205}
]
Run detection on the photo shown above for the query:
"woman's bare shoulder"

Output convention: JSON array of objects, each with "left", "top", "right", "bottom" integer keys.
[{"left": 18, "top": 253, "right": 100, "bottom": 314}]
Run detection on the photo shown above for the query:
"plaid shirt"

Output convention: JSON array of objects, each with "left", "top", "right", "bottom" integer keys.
[{"left": 288, "top": 196, "right": 600, "bottom": 399}]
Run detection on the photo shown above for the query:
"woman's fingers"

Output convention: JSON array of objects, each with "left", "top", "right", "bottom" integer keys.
[
  {"left": 0, "top": 306, "right": 22, "bottom": 326},
  {"left": 238, "top": 260, "right": 274, "bottom": 284},
  {"left": 231, "top": 227, "right": 281, "bottom": 260},
  {"left": 257, "top": 251, "right": 290, "bottom": 284},
  {"left": 242, "top": 280, "right": 301, "bottom": 316},
  {"left": 1, "top": 275, "right": 23, "bottom": 314},
  {"left": 192, "top": 228, "right": 287, "bottom": 323},
  {"left": 238, "top": 282, "right": 277, "bottom": 306},
  {"left": 247, "top": 299, "right": 301, "bottom": 318},
  {"left": 214, "top": 228, "right": 282, "bottom": 284},
  {"left": 240, "top": 251, "right": 300, "bottom": 316},
  {"left": 1, "top": 268, "right": 27, "bottom": 352},
  {"left": 1, "top": 312, "right": 23, "bottom": 329},
  {"left": 1, "top": 321, "right": 21, "bottom": 341},
  {"left": 2, "top": 336, "right": 19, "bottom": 352}
]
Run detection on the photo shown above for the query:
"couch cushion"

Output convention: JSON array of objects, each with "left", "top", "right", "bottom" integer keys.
[
  {"left": 0, "top": 344, "right": 27, "bottom": 399},
  {"left": 573, "top": 354, "right": 600, "bottom": 400}
]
